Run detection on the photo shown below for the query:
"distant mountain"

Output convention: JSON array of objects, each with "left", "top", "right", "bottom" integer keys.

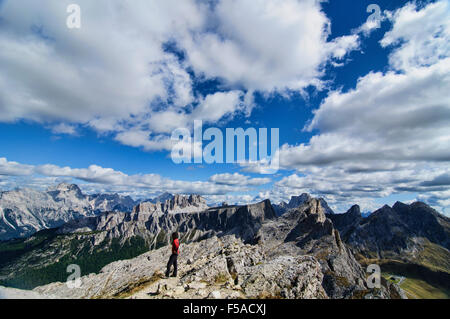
[
  {"left": 147, "top": 192, "right": 174, "bottom": 204},
  {"left": 88, "top": 193, "right": 136, "bottom": 212},
  {"left": 361, "top": 211, "right": 372, "bottom": 218},
  {"left": 0, "top": 183, "right": 137, "bottom": 240},
  {"left": 273, "top": 193, "right": 334, "bottom": 216},
  {"left": 329, "top": 202, "right": 450, "bottom": 256},
  {"left": 328, "top": 201, "right": 450, "bottom": 295}
]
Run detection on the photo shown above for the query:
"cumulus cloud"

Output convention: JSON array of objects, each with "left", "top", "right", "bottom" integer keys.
[
  {"left": 281, "top": 59, "right": 450, "bottom": 167},
  {"left": 380, "top": 1, "right": 450, "bottom": 71},
  {"left": 181, "top": 0, "right": 359, "bottom": 92},
  {"left": 241, "top": 1, "right": 450, "bottom": 214},
  {"left": 51, "top": 123, "right": 77, "bottom": 135},
  {"left": 0, "top": 157, "right": 267, "bottom": 198},
  {"left": 277, "top": 2, "right": 450, "bottom": 167},
  {"left": 0, "top": 157, "right": 34, "bottom": 176},
  {"left": 420, "top": 173, "right": 450, "bottom": 187},
  {"left": 0, "top": 0, "right": 361, "bottom": 153},
  {"left": 209, "top": 173, "right": 271, "bottom": 186}
]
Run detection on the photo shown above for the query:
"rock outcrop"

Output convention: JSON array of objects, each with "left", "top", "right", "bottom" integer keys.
[
  {"left": 133, "top": 194, "right": 208, "bottom": 215},
  {"left": 257, "top": 198, "right": 366, "bottom": 298},
  {"left": 273, "top": 193, "right": 334, "bottom": 216},
  {"left": 327, "top": 205, "right": 363, "bottom": 241}
]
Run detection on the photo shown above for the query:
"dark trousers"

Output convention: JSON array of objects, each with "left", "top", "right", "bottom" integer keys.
[{"left": 166, "top": 253, "right": 178, "bottom": 277}]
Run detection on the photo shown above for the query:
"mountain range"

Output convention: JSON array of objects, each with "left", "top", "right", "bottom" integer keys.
[
  {"left": 0, "top": 183, "right": 448, "bottom": 299},
  {"left": 0, "top": 183, "right": 137, "bottom": 241},
  {"left": 327, "top": 202, "right": 450, "bottom": 298}
]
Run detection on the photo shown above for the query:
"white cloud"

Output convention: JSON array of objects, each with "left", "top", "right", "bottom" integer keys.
[
  {"left": 0, "top": 157, "right": 265, "bottom": 197},
  {"left": 146, "top": 90, "right": 250, "bottom": 135},
  {"left": 114, "top": 130, "right": 174, "bottom": 152},
  {"left": 282, "top": 59, "right": 450, "bottom": 167},
  {"left": 51, "top": 123, "right": 77, "bottom": 135},
  {"left": 243, "top": 1, "right": 450, "bottom": 214},
  {"left": 181, "top": 0, "right": 359, "bottom": 92},
  {"left": 0, "top": 157, "right": 34, "bottom": 176},
  {"left": 203, "top": 194, "right": 257, "bottom": 206},
  {"left": 209, "top": 173, "right": 271, "bottom": 186},
  {"left": 328, "top": 35, "right": 360, "bottom": 59},
  {"left": 380, "top": 1, "right": 450, "bottom": 71},
  {"left": 1, "top": 1, "right": 448, "bottom": 214},
  {"left": 277, "top": 1, "right": 450, "bottom": 170},
  {"left": 0, "top": 0, "right": 361, "bottom": 152}
]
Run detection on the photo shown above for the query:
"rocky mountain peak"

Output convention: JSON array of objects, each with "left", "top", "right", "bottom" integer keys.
[
  {"left": 327, "top": 205, "right": 363, "bottom": 240},
  {"left": 303, "top": 198, "right": 327, "bottom": 223},
  {"left": 392, "top": 201, "right": 409, "bottom": 213},
  {"left": 273, "top": 193, "right": 334, "bottom": 216},
  {"left": 290, "top": 193, "right": 312, "bottom": 205},
  {"left": 347, "top": 204, "right": 361, "bottom": 217},
  {"left": 149, "top": 192, "right": 174, "bottom": 204},
  {"left": 47, "top": 183, "right": 84, "bottom": 200},
  {"left": 52, "top": 183, "right": 82, "bottom": 193},
  {"left": 133, "top": 194, "right": 209, "bottom": 215}
]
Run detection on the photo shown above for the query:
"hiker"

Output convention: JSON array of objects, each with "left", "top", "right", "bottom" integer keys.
[{"left": 166, "top": 232, "right": 179, "bottom": 277}]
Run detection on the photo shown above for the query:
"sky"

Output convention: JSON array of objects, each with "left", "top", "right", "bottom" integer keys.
[{"left": 0, "top": 0, "right": 449, "bottom": 215}]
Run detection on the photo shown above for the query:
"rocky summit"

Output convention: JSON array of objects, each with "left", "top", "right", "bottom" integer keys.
[{"left": 273, "top": 193, "right": 334, "bottom": 216}]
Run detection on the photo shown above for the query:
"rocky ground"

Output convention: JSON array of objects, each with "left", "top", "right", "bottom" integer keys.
[{"left": 32, "top": 235, "right": 329, "bottom": 299}]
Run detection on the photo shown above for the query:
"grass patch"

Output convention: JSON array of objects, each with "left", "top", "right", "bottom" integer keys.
[
  {"left": 314, "top": 249, "right": 330, "bottom": 262},
  {"left": 362, "top": 258, "right": 450, "bottom": 299},
  {"left": 334, "top": 275, "right": 350, "bottom": 287},
  {"left": 400, "top": 277, "right": 450, "bottom": 299},
  {"left": 350, "top": 289, "right": 371, "bottom": 299},
  {"left": 257, "top": 290, "right": 283, "bottom": 299},
  {"left": 113, "top": 271, "right": 165, "bottom": 299},
  {"left": 413, "top": 240, "right": 450, "bottom": 274},
  {"left": 214, "top": 272, "right": 229, "bottom": 284}
]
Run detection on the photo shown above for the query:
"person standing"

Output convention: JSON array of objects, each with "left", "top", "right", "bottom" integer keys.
[{"left": 166, "top": 232, "right": 179, "bottom": 277}]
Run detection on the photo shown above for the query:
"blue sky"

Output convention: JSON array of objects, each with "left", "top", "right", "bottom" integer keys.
[{"left": 0, "top": 0, "right": 449, "bottom": 214}]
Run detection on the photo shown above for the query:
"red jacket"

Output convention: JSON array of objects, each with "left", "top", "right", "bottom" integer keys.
[{"left": 172, "top": 238, "right": 179, "bottom": 255}]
